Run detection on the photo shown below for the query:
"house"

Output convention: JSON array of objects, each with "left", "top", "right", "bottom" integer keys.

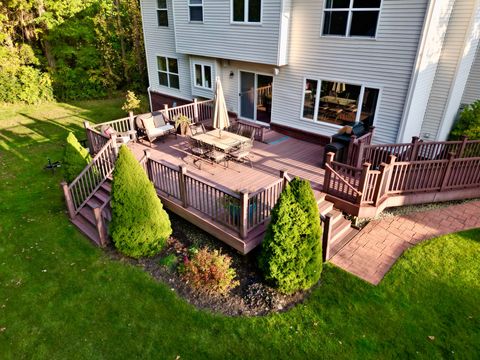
[{"left": 139, "top": 0, "right": 480, "bottom": 144}]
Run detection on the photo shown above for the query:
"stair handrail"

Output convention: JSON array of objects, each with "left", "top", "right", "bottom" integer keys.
[
  {"left": 67, "top": 139, "right": 117, "bottom": 214},
  {"left": 324, "top": 163, "right": 362, "bottom": 196}
]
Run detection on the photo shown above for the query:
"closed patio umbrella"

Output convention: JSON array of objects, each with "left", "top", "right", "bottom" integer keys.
[{"left": 212, "top": 76, "right": 230, "bottom": 138}]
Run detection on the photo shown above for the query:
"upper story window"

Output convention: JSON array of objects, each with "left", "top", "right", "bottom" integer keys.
[
  {"left": 189, "top": 0, "right": 203, "bottom": 22},
  {"left": 302, "top": 78, "right": 379, "bottom": 127},
  {"left": 157, "top": 0, "right": 168, "bottom": 27},
  {"left": 194, "top": 63, "right": 212, "bottom": 89},
  {"left": 322, "top": 0, "right": 381, "bottom": 38},
  {"left": 157, "top": 56, "right": 179, "bottom": 89},
  {"left": 232, "top": 0, "right": 261, "bottom": 23}
]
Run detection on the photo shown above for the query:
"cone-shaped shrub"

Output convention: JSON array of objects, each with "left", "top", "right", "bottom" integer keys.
[
  {"left": 259, "top": 178, "right": 323, "bottom": 294},
  {"left": 110, "top": 146, "right": 172, "bottom": 258},
  {"left": 63, "top": 132, "right": 92, "bottom": 183}
]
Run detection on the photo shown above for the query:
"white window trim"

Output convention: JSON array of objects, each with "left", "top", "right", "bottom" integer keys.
[
  {"left": 193, "top": 62, "right": 213, "bottom": 90},
  {"left": 156, "top": 0, "right": 168, "bottom": 27},
  {"left": 299, "top": 76, "right": 381, "bottom": 127},
  {"left": 230, "top": 0, "right": 263, "bottom": 25},
  {"left": 189, "top": 0, "right": 203, "bottom": 22},
  {"left": 320, "top": 0, "right": 382, "bottom": 39},
  {"left": 157, "top": 56, "right": 179, "bottom": 89}
]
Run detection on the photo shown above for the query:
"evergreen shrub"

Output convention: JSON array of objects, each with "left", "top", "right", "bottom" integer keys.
[
  {"left": 110, "top": 146, "right": 171, "bottom": 258},
  {"left": 259, "top": 178, "right": 323, "bottom": 294},
  {"left": 450, "top": 100, "right": 480, "bottom": 140},
  {"left": 63, "top": 132, "right": 91, "bottom": 183}
]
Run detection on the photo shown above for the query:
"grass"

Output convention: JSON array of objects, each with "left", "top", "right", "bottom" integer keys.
[{"left": 0, "top": 99, "right": 479, "bottom": 359}]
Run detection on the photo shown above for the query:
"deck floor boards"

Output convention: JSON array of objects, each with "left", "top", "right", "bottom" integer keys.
[{"left": 129, "top": 132, "right": 326, "bottom": 193}]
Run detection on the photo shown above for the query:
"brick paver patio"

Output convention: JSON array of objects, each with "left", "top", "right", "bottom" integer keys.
[{"left": 330, "top": 200, "right": 480, "bottom": 285}]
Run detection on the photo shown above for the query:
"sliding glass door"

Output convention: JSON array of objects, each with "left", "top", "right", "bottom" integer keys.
[{"left": 239, "top": 71, "right": 273, "bottom": 123}]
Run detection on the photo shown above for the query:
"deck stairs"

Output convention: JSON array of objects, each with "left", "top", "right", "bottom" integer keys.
[
  {"left": 313, "top": 189, "right": 359, "bottom": 260},
  {"left": 71, "top": 179, "right": 112, "bottom": 246}
]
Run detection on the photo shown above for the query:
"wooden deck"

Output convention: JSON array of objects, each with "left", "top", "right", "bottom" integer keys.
[
  {"left": 129, "top": 133, "right": 326, "bottom": 193},
  {"left": 128, "top": 133, "right": 326, "bottom": 253}
]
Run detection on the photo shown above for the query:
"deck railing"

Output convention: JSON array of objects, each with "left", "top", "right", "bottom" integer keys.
[
  {"left": 324, "top": 150, "right": 480, "bottom": 217},
  {"left": 350, "top": 135, "right": 480, "bottom": 169},
  {"left": 142, "top": 151, "right": 287, "bottom": 239},
  {"left": 63, "top": 139, "right": 117, "bottom": 216},
  {"left": 85, "top": 126, "right": 110, "bottom": 154},
  {"left": 161, "top": 99, "right": 214, "bottom": 123}
]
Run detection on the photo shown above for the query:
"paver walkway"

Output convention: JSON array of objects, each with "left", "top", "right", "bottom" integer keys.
[{"left": 331, "top": 200, "right": 480, "bottom": 285}]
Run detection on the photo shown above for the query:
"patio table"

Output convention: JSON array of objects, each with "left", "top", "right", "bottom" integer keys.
[{"left": 192, "top": 129, "right": 250, "bottom": 152}]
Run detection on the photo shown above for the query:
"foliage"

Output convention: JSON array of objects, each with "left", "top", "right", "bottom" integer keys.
[
  {"left": 180, "top": 248, "right": 239, "bottom": 295},
  {"left": 0, "top": 44, "right": 53, "bottom": 104},
  {"left": 259, "top": 178, "right": 323, "bottom": 294},
  {"left": 1, "top": 100, "right": 480, "bottom": 359},
  {"left": 450, "top": 100, "right": 480, "bottom": 140},
  {"left": 0, "top": 0, "right": 147, "bottom": 103},
  {"left": 110, "top": 145, "right": 171, "bottom": 258},
  {"left": 62, "top": 132, "right": 91, "bottom": 183},
  {"left": 121, "top": 90, "right": 141, "bottom": 113},
  {"left": 174, "top": 114, "right": 192, "bottom": 129},
  {"left": 159, "top": 254, "right": 178, "bottom": 271}
]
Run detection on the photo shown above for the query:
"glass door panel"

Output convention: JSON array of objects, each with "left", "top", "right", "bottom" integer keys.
[{"left": 240, "top": 71, "right": 255, "bottom": 120}]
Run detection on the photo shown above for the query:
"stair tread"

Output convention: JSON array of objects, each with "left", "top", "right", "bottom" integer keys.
[
  {"left": 71, "top": 217, "right": 101, "bottom": 245},
  {"left": 101, "top": 181, "right": 112, "bottom": 192},
  {"left": 329, "top": 228, "right": 359, "bottom": 258},
  {"left": 318, "top": 201, "right": 334, "bottom": 216},
  {"left": 79, "top": 207, "right": 96, "bottom": 226},
  {"left": 331, "top": 217, "right": 353, "bottom": 243}
]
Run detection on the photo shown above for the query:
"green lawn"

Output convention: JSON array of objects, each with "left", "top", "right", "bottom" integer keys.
[{"left": 1, "top": 100, "right": 479, "bottom": 359}]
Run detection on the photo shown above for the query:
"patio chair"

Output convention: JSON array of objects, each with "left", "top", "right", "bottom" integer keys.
[
  {"left": 205, "top": 143, "right": 228, "bottom": 167},
  {"left": 100, "top": 125, "right": 135, "bottom": 146},
  {"left": 136, "top": 112, "right": 176, "bottom": 147},
  {"left": 229, "top": 137, "right": 254, "bottom": 168},
  {"left": 189, "top": 123, "right": 206, "bottom": 136}
]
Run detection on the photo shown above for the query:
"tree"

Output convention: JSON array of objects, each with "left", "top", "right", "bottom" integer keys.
[
  {"left": 259, "top": 178, "right": 323, "bottom": 294},
  {"left": 63, "top": 132, "right": 92, "bottom": 183},
  {"left": 110, "top": 146, "right": 172, "bottom": 258},
  {"left": 450, "top": 100, "right": 480, "bottom": 140},
  {"left": 121, "top": 90, "right": 141, "bottom": 114}
]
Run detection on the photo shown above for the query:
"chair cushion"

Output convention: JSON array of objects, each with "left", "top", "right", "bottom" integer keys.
[
  {"left": 153, "top": 113, "right": 166, "bottom": 127},
  {"left": 143, "top": 116, "right": 155, "bottom": 131},
  {"left": 147, "top": 124, "right": 174, "bottom": 137}
]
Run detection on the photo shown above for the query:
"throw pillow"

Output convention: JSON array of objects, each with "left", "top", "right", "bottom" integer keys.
[{"left": 143, "top": 116, "right": 155, "bottom": 131}]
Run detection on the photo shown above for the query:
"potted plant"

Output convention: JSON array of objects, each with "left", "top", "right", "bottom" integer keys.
[
  {"left": 174, "top": 114, "right": 192, "bottom": 136},
  {"left": 220, "top": 194, "right": 258, "bottom": 225}
]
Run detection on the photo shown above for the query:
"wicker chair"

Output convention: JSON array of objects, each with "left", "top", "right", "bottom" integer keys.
[
  {"left": 189, "top": 123, "right": 207, "bottom": 136},
  {"left": 136, "top": 112, "right": 176, "bottom": 147}
]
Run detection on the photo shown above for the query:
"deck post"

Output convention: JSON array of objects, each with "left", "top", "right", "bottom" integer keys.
[
  {"left": 163, "top": 104, "right": 170, "bottom": 121},
  {"left": 457, "top": 135, "right": 468, "bottom": 158},
  {"left": 239, "top": 189, "right": 249, "bottom": 240},
  {"left": 347, "top": 134, "right": 357, "bottom": 166},
  {"left": 323, "top": 152, "right": 335, "bottom": 193},
  {"left": 111, "top": 134, "right": 119, "bottom": 157},
  {"left": 322, "top": 212, "right": 333, "bottom": 262},
  {"left": 356, "top": 162, "right": 371, "bottom": 204},
  {"left": 373, "top": 155, "right": 395, "bottom": 206},
  {"left": 440, "top": 152, "right": 456, "bottom": 191},
  {"left": 410, "top": 136, "right": 421, "bottom": 161},
  {"left": 143, "top": 149, "right": 152, "bottom": 180},
  {"left": 178, "top": 164, "right": 188, "bottom": 208},
  {"left": 84, "top": 121, "right": 94, "bottom": 154},
  {"left": 193, "top": 98, "right": 199, "bottom": 122},
  {"left": 280, "top": 169, "right": 290, "bottom": 189},
  {"left": 356, "top": 141, "right": 366, "bottom": 168},
  {"left": 368, "top": 126, "right": 376, "bottom": 143},
  {"left": 128, "top": 111, "right": 136, "bottom": 141},
  {"left": 61, "top": 181, "right": 76, "bottom": 219},
  {"left": 93, "top": 206, "right": 108, "bottom": 247}
]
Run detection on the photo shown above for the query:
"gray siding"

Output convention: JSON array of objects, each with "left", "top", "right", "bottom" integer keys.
[
  {"left": 173, "top": 0, "right": 287, "bottom": 65},
  {"left": 270, "top": 0, "right": 429, "bottom": 144},
  {"left": 421, "top": 0, "right": 477, "bottom": 140},
  {"left": 141, "top": 0, "right": 192, "bottom": 101},
  {"left": 462, "top": 43, "right": 480, "bottom": 104}
]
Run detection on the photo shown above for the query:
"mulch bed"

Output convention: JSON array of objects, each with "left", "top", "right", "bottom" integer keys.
[{"left": 106, "top": 212, "right": 312, "bottom": 317}]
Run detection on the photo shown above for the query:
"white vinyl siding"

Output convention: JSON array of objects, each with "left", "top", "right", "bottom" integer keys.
[
  {"left": 461, "top": 43, "right": 480, "bottom": 105},
  {"left": 173, "top": 0, "right": 288, "bottom": 66},
  {"left": 421, "top": 0, "right": 479, "bottom": 140},
  {"left": 271, "top": 0, "right": 429, "bottom": 143},
  {"left": 140, "top": 0, "right": 192, "bottom": 101}
]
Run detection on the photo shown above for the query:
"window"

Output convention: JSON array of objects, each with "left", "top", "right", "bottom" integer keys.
[
  {"left": 302, "top": 78, "right": 379, "bottom": 127},
  {"left": 323, "top": 0, "right": 381, "bottom": 37},
  {"left": 157, "top": 56, "right": 179, "bottom": 89},
  {"left": 232, "top": 0, "right": 261, "bottom": 23},
  {"left": 157, "top": 0, "right": 168, "bottom": 27},
  {"left": 194, "top": 63, "right": 212, "bottom": 89},
  {"left": 189, "top": 0, "right": 203, "bottom": 22}
]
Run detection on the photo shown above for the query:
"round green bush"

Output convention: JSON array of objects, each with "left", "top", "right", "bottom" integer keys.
[
  {"left": 450, "top": 101, "right": 480, "bottom": 140},
  {"left": 110, "top": 146, "right": 172, "bottom": 258},
  {"left": 259, "top": 178, "right": 323, "bottom": 294},
  {"left": 63, "top": 132, "right": 92, "bottom": 183}
]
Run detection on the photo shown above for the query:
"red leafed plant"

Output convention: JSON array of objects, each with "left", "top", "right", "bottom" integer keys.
[{"left": 180, "top": 248, "right": 239, "bottom": 295}]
